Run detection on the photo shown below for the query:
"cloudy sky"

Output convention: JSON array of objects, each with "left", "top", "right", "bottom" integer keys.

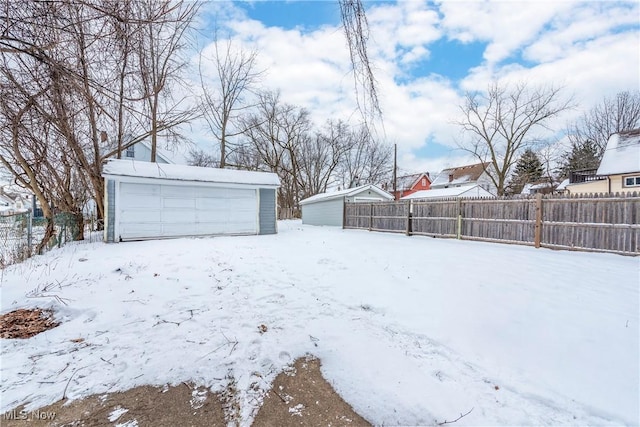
[{"left": 192, "top": 0, "right": 639, "bottom": 175}]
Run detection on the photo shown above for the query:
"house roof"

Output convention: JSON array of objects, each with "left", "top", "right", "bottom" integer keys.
[
  {"left": 396, "top": 173, "right": 430, "bottom": 191},
  {"left": 401, "top": 184, "right": 494, "bottom": 200},
  {"left": 102, "top": 159, "right": 280, "bottom": 187},
  {"left": 555, "top": 178, "right": 570, "bottom": 191},
  {"left": 0, "top": 193, "right": 14, "bottom": 207},
  {"left": 597, "top": 128, "right": 640, "bottom": 176},
  {"left": 430, "top": 162, "right": 490, "bottom": 187},
  {"left": 299, "top": 184, "right": 393, "bottom": 205}
]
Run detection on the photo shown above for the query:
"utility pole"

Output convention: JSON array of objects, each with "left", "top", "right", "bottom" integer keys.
[{"left": 393, "top": 143, "right": 397, "bottom": 200}]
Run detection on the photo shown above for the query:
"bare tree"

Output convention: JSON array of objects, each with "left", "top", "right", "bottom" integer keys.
[
  {"left": 239, "top": 90, "right": 313, "bottom": 211},
  {"left": 0, "top": 0, "right": 201, "bottom": 240},
  {"left": 457, "top": 81, "right": 572, "bottom": 196},
  {"left": 199, "top": 35, "right": 262, "bottom": 168},
  {"left": 296, "top": 119, "right": 352, "bottom": 198},
  {"left": 339, "top": 0, "right": 382, "bottom": 128},
  {"left": 0, "top": 0, "right": 99, "bottom": 243},
  {"left": 567, "top": 90, "right": 640, "bottom": 157},
  {"left": 337, "top": 124, "right": 392, "bottom": 189},
  {"left": 132, "top": 0, "right": 199, "bottom": 162},
  {"left": 186, "top": 147, "right": 218, "bottom": 167},
  {"left": 0, "top": 90, "right": 57, "bottom": 251}
]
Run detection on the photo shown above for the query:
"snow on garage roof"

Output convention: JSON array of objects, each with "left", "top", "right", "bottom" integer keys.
[
  {"left": 102, "top": 159, "right": 280, "bottom": 187},
  {"left": 299, "top": 184, "right": 393, "bottom": 205}
]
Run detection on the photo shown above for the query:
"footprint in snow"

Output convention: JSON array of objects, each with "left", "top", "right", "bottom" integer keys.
[{"left": 278, "top": 351, "right": 291, "bottom": 363}]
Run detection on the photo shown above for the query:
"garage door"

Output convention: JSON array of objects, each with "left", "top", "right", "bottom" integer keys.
[{"left": 118, "top": 182, "right": 257, "bottom": 240}]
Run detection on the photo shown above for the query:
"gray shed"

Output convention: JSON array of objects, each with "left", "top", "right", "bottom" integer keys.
[
  {"left": 102, "top": 159, "right": 280, "bottom": 242},
  {"left": 299, "top": 184, "right": 393, "bottom": 226}
]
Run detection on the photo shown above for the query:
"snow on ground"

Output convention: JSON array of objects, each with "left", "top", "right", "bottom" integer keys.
[{"left": 1, "top": 221, "right": 638, "bottom": 426}]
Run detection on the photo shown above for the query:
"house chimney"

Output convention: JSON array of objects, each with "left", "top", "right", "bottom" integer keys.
[{"left": 448, "top": 173, "right": 454, "bottom": 182}]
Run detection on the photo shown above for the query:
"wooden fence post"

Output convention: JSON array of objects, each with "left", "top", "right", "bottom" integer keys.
[
  {"left": 456, "top": 198, "right": 462, "bottom": 239},
  {"left": 368, "top": 203, "right": 373, "bottom": 231},
  {"left": 342, "top": 197, "right": 347, "bottom": 229},
  {"left": 534, "top": 193, "right": 543, "bottom": 248},
  {"left": 406, "top": 201, "right": 412, "bottom": 236}
]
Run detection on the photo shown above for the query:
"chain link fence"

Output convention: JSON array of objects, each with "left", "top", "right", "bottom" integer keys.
[
  {"left": 0, "top": 211, "right": 32, "bottom": 268},
  {"left": 1, "top": 212, "right": 102, "bottom": 268}
]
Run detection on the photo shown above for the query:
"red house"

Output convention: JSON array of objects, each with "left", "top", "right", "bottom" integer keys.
[{"left": 392, "top": 172, "right": 431, "bottom": 199}]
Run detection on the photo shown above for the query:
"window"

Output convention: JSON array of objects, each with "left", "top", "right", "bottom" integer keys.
[
  {"left": 125, "top": 145, "right": 135, "bottom": 158},
  {"left": 421, "top": 178, "right": 426, "bottom": 186},
  {"left": 624, "top": 176, "right": 640, "bottom": 187}
]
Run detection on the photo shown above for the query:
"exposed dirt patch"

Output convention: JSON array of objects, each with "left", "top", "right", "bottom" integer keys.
[
  {"left": 2, "top": 383, "right": 225, "bottom": 427},
  {"left": 0, "top": 308, "right": 59, "bottom": 339},
  {"left": 253, "top": 357, "right": 371, "bottom": 427},
  {"left": 2, "top": 357, "right": 371, "bottom": 426}
]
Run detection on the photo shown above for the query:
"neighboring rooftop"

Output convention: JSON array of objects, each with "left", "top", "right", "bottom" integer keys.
[
  {"left": 597, "top": 128, "right": 640, "bottom": 176},
  {"left": 431, "top": 162, "right": 490, "bottom": 187},
  {"left": 401, "top": 184, "right": 494, "bottom": 200},
  {"left": 395, "top": 172, "right": 430, "bottom": 191}
]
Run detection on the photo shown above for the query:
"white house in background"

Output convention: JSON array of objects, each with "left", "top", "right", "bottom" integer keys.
[
  {"left": 0, "top": 187, "right": 29, "bottom": 214},
  {"left": 102, "top": 159, "right": 280, "bottom": 242},
  {"left": 401, "top": 184, "right": 494, "bottom": 200},
  {"left": 300, "top": 184, "right": 393, "bottom": 227},
  {"left": 0, "top": 192, "right": 17, "bottom": 213},
  {"left": 430, "top": 162, "right": 497, "bottom": 195},
  {"left": 122, "top": 140, "right": 173, "bottom": 164},
  {"left": 566, "top": 128, "right": 640, "bottom": 195}
]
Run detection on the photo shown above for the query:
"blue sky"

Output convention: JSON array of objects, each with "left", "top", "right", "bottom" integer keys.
[
  {"left": 195, "top": 1, "right": 640, "bottom": 174},
  {"left": 238, "top": 1, "right": 343, "bottom": 29}
]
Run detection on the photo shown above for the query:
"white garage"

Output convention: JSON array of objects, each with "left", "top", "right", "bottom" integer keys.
[
  {"left": 102, "top": 159, "right": 280, "bottom": 242},
  {"left": 299, "top": 184, "right": 393, "bottom": 227}
]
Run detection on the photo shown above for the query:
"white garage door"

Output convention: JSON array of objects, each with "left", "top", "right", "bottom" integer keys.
[{"left": 118, "top": 182, "right": 257, "bottom": 240}]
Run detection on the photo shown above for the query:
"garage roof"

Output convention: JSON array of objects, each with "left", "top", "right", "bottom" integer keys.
[
  {"left": 102, "top": 159, "right": 280, "bottom": 187},
  {"left": 299, "top": 184, "right": 393, "bottom": 205}
]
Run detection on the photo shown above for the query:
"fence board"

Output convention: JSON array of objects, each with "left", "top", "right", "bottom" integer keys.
[{"left": 344, "top": 193, "right": 640, "bottom": 255}]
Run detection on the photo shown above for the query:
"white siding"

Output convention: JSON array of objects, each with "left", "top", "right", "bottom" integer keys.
[
  {"left": 346, "top": 188, "right": 389, "bottom": 202},
  {"left": 477, "top": 172, "right": 497, "bottom": 195},
  {"left": 128, "top": 142, "right": 170, "bottom": 164},
  {"left": 301, "top": 198, "right": 344, "bottom": 226}
]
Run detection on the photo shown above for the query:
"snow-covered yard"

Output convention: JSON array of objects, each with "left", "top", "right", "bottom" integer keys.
[{"left": 1, "top": 220, "right": 638, "bottom": 426}]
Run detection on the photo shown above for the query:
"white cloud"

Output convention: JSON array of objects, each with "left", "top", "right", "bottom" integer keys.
[
  {"left": 367, "top": 2, "right": 441, "bottom": 64},
  {"left": 187, "top": 1, "right": 639, "bottom": 177},
  {"left": 524, "top": 3, "right": 639, "bottom": 63},
  {"left": 438, "top": 1, "right": 576, "bottom": 64}
]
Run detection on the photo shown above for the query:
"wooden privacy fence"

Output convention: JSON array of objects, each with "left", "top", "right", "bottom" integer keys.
[{"left": 344, "top": 192, "right": 640, "bottom": 255}]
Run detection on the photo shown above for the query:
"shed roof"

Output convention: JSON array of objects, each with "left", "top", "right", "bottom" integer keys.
[
  {"left": 299, "top": 184, "right": 393, "bottom": 205},
  {"left": 102, "top": 159, "right": 280, "bottom": 187},
  {"left": 401, "top": 184, "right": 494, "bottom": 200},
  {"left": 597, "top": 129, "right": 640, "bottom": 176}
]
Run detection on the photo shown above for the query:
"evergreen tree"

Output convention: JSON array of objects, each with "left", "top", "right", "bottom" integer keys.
[
  {"left": 507, "top": 149, "right": 544, "bottom": 194},
  {"left": 556, "top": 140, "right": 600, "bottom": 179}
]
